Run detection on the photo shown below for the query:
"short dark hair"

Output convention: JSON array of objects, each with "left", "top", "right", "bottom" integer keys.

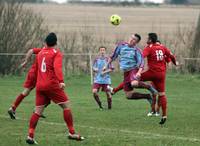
[
  {"left": 134, "top": 33, "right": 141, "bottom": 42},
  {"left": 99, "top": 46, "right": 107, "bottom": 50},
  {"left": 148, "top": 33, "right": 158, "bottom": 43},
  {"left": 45, "top": 32, "right": 57, "bottom": 47}
]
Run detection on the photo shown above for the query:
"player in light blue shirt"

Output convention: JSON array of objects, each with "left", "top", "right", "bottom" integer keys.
[
  {"left": 92, "top": 46, "right": 114, "bottom": 110},
  {"left": 105, "top": 34, "right": 157, "bottom": 107}
]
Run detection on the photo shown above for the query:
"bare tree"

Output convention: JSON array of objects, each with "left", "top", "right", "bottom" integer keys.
[
  {"left": 0, "top": 1, "right": 48, "bottom": 75},
  {"left": 188, "top": 13, "right": 200, "bottom": 73}
]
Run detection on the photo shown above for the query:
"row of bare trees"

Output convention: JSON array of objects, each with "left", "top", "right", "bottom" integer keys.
[
  {"left": 0, "top": 1, "right": 48, "bottom": 75},
  {"left": 159, "top": 13, "right": 200, "bottom": 73},
  {"left": 0, "top": 1, "right": 200, "bottom": 75}
]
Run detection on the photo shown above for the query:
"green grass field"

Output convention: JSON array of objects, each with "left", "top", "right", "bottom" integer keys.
[{"left": 0, "top": 73, "right": 200, "bottom": 146}]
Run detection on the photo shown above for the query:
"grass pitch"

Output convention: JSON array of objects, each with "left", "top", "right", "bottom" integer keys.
[{"left": 0, "top": 73, "right": 200, "bottom": 146}]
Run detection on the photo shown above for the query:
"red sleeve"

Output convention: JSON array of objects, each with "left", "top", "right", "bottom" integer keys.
[
  {"left": 142, "top": 46, "right": 150, "bottom": 58},
  {"left": 32, "top": 48, "right": 42, "bottom": 54},
  {"left": 164, "top": 47, "right": 176, "bottom": 65},
  {"left": 54, "top": 51, "right": 64, "bottom": 83},
  {"left": 165, "top": 55, "right": 171, "bottom": 63}
]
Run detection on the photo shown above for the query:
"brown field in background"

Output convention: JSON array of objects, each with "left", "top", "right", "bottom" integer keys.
[
  {"left": 24, "top": 4, "right": 200, "bottom": 73},
  {"left": 26, "top": 4, "right": 199, "bottom": 45}
]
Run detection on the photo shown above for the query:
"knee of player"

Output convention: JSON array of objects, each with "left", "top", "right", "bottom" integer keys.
[
  {"left": 22, "top": 88, "right": 31, "bottom": 96},
  {"left": 131, "top": 80, "right": 139, "bottom": 87},
  {"left": 59, "top": 101, "right": 71, "bottom": 109},
  {"left": 125, "top": 92, "right": 131, "bottom": 99},
  {"left": 34, "top": 106, "right": 45, "bottom": 116},
  {"left": 92, "top": 89, "right": 98, "bottom": 94},
  {"left": 106, "top": 93, "right": 112, "bottom": 98},
  {"left": 158, "top": 92, "right": 165, "bottom": 96}
]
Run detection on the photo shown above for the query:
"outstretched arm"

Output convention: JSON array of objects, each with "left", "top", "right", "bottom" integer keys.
[
  {"left": 21, "top": 48, "right": 42, "bottom": 67},
  {"left": 21, "top": 49, "right": 34, "bottom": 67},
  {"left": 103, "top": 45, "right": 121, "bottom": 70}
]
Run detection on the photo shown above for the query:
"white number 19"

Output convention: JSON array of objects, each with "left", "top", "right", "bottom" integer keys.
[{"left": 156, "top": 50, "right": 164, "bottom": 61}]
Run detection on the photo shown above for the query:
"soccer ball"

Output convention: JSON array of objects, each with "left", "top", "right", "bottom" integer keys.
[{"left": 110, "top": 14, "right": 121, "bottom": 26}]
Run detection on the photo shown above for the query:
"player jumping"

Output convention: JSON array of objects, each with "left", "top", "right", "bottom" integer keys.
[
  {"left": 107, "top": 40, "right": 172, "bottom": 117},
  {"left": 92, "top": 46, "right": 114, "bottom": 110},
  {"left": 26, "top": 33, "right": 84, "bottom": 144},
  {"left": 108, "top": 34, "right": 177, "bottom": 125},
  {"left": 104, "top": 34, "right": 157, "bottom": 106}
]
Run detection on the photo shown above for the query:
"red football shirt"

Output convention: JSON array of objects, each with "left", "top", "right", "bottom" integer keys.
[
  {"left": 143, "top": 43, "right": 176, "bottom": 72},
  {"left": 36, "top": 47, "right": 64, "bottom": 91}
]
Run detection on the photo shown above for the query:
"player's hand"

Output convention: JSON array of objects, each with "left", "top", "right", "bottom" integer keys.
[
  {"left": 102, "top": 66, "right": 107, "bottom": 71},
  {"left": 59, "top": 83, "right": 65, "bottom": 90},
  {"left": 175, "top": 61, "right": 180, "bottom": 66},
  {"left": 135, "top": 72, "right": 141, "bottom": 79},
  {"left": 21, "top": 60, "right": 28, "bottom": 68}
]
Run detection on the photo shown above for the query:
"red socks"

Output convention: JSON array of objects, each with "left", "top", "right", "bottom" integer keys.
[
  {"left": 113, "top": 82, "right": 124, "bottom": 93},
  {"left": 63, "top": 109, "right": 75, "bottom": 134},
  {"left": 28, "top": 113, "right": 40, "bottom": 138},
  {"left": 12, "top": 93, "right": 26, "bottom": 111},
  {"left": 158, "top": 95, "right": 167, "bottom": 117},
  {"left": 151, "top": 94, "right": 157, "bottom": 112},
  {"left": 28, "top": 109, "right": 75, "bottom": 139}
]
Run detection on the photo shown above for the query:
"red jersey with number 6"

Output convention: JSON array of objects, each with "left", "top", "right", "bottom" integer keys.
[
  {"left": 36, "top": 47, "right": 64, "bottom": 91},
  {"left": 143, "top": 43, "right": 176, "bottom": 72}
]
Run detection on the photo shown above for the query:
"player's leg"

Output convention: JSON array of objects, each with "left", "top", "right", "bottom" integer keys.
[
  {"left": 8, "top": 70, "right": 36, "bottom": 119},
  {"left": 156, "top": 99, "right": 161, "bottom": 115},
  {"left": 147, "top": 82, "right": 160, "bottom": 117},
  {"left": 103, "top": 84, "right": 112, "bottom": 109},
  {"left": 151, "top": 82, "right": 156, "bottom": 112},
  {"left": 140, "top": 70, "right": 160, "bottom": 115},
  {"left": 124, "top": 82, "right": 152, "bottom": 106},
  {"left": 8, "top": 88, "right": 32, "bottom": 119},
  {"left": 106, "top": 92, "right": 112, "bottom": 109},
  {"left": 129, "top": 69, "right": 158, "bottom": 95},
  {"left": 26, "top": 90, "right": 47, "bottom": 144},
  {"left": 126, "top": 91, "right": 152, "bottom": 100},
  {"left": 92, "top": 83, "right": 103, "bottom": 109},
  {"left": 153, "top": 74, "right": 167, "bottom": 125},
  {"left": 132, "top": 80, "right": 158, "bottom": 95},
  {"left": 107, "top": 82, "right": 124, "bottom": 95},
  {"left": 49, "top": 89, "right": 84, "bottom": 141},
  {"left": 158, "top": 92, "right": 167, "bottom": 124},
  {"left": 26, "top": 105, "right": 44, "bottom": 144},
  {"left": 13, "top": 88, "right": 32, "bottom": 110}
]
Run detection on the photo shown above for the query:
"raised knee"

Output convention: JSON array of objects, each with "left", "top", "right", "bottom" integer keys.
[
  {"left": 158, "top": 92, "right": 165, "bottom": 96},
  {"left": 22, "top": 88, "right": 31, "bottom": 96},
  {"left": 131, "top": 81, "right": 138, "bottom": 87},
  {"left": 92, "top": 89, "right": 98, "bottom": 94},
  {"left": 34, "top": 106, "right": 45, "bottom": 116}
]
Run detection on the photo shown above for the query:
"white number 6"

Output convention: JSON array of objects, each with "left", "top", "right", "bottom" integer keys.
[{"left": 41, "top": 57, "right": 46, "bottom": 72}]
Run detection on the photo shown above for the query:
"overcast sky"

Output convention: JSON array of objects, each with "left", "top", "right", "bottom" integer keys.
[{"left": 50, "top": 0, "right": 165, "bottom": 4}]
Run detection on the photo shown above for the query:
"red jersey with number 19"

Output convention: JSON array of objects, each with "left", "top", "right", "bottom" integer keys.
[
  {"left": 143, "top": 43, "right": 176, "bottom": 72},
  {"left": 36, "top": 47, "right": 64, "bottom": 91}
]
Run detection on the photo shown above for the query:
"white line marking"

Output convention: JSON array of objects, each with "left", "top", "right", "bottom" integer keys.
[{"left": 1, "top": 115, "right": 199, "bottom": 142}]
